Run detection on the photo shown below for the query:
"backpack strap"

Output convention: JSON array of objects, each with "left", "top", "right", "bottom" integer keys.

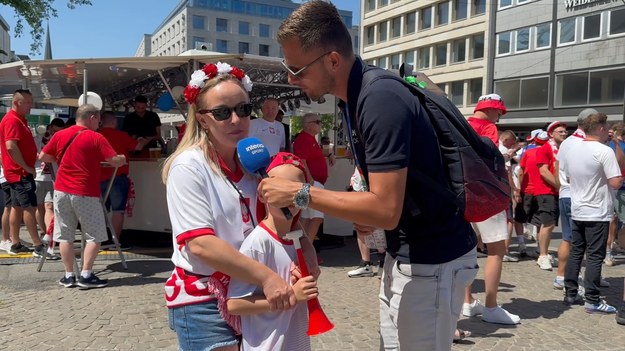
[{"left": 58, "top": 129, "right": 86, "bottom": 165}]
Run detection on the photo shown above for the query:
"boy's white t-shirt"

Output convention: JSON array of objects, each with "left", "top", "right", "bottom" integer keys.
[
  {"left": 563, "top": 140, "right": 621, "bottom": 222},
  {"left": 556, "top": 133, "right": 584, "bottom": 199},
  {"left": 228, "top": 222, "right": 311, "bottom": 351},
  {"left": 249, "top": 118, "right": 285, "bottom": 156}
]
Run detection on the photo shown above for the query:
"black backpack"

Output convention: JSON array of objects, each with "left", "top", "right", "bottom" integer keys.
[{"left": 352, "top": 66, "right": 510, "bottom": 223}]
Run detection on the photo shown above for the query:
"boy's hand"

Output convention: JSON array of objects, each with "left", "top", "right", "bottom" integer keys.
[{"left": 293, "top": 275, "right": 318, "bottom": 303}]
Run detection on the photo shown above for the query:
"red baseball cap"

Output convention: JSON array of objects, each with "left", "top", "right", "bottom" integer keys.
[{"left": 266, "top": 152, "right": 309, "bottom": 183}]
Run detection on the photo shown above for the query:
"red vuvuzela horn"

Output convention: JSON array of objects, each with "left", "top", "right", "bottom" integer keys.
[{"left": 287, "top": 230, "right": 334, "bottom": 336}]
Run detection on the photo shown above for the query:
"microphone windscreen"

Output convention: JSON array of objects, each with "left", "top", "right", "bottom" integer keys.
[{"left": 237, "top": 137, "right": 271, "bottom": 174}]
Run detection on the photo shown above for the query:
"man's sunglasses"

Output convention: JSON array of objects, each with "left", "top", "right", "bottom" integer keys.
[
  {"left": 280, "top": 51, "right": 331, "bottom": 78},
  {"left": 198, "top": 102, "right": 253, "bottom": 121}
]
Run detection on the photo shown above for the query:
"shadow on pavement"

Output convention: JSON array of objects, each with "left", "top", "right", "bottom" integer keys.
[
  {"left": 105, "top": 259, "right": 173, "bottom": 276},
  {"left": 507, "top": 297, "right": 566, "bottom": 320}
]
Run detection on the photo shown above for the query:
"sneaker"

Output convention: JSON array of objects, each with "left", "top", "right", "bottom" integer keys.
[
  {"left": 585, "top": 301, "right": 617, "bottom": 314},
  {"left": 611, "top": 242, "right": 625, "bottom": 255},
  {"left": 462, "top": 299, "right": 485, "bottom": 317},
  {"left": 604, "top": 255, "right": 616, "bottom": 267},
  {"left": 347, "top": 261, "right": 374, "bottom": 278},
  {"left": 563, "top": 294, "right": 585, "bottom": 306},
  {"left": 616, "top": 302, "right": 625, "bottom": 325},
  {"left": 59, "top": 276, "right": 76, "bottom": 288},
  {"left": 537, "top": 255, "right": 552, "bottom": 270},
  {"left": 10, "top": 243, "right": 32, "bottom": 254},
  {"left": 0, "top": 240, "right": 12, "bottom": 253},
  {"left": 77, "top": 274, "right": 108, "bottom": 289},
  {"left": 553, "top": 276, "right": 565, "bottom": 290},
  {"left": 482, "top": 306, "right": 521, "bottom": 325},
  {"left": 32, "top": 245, "right": 45, "bottom": 258},
  {"left": 503, "top": 254, "right": 519, "bottom": 262}
]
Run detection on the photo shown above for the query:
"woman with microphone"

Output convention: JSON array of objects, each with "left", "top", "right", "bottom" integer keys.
[{"left": 161, "top": 62, "right": 317, "bottom": 351}]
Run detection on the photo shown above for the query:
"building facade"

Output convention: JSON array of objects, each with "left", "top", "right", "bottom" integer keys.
[
  {"left": 493, "top": 0, "right": 625, "bottom": 128},
  {"left": 360, "top": 0, "right": 490, "bottom": 116},
  {"left": 0, "top": 14, "right": 11, "bottom": 64},
  {"left": 135, "top": 0, "right": 358, "bottom": 58}
]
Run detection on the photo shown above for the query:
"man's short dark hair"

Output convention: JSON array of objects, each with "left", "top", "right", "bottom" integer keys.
[
  {"left": 13, "top": 89, "right": 32, "bottom": 97},
  {"left": 581, "top": 112, "right": 608, "bottom": 134},
  {"left": 278, "top": 0, "right": 353, "bottom": 58},
  {"left": 49, "top": 118, "right": 65, "bottom": 128},
  {"left": 134, "top": 95, "right": 148, "bottom": 104}
]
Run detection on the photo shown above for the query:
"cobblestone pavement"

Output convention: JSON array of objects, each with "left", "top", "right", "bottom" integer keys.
[{"left": 1, "top": 232, "right": 624, "bottom": 350}]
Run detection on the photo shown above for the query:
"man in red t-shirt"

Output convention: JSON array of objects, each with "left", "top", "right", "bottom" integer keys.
[
  {"left": 293, "top": 113, "right": 333, "bottom": 245},
  {"left": 99, "top": 112, "right": 147, "bottom": 248},
  {"left": 532, "top": 121, "right": 567, "bottom": 270},
  {"left": 40, "top": 104, "right": 126, "bottom": 289},
  {"left": 0, "top": 89, "right": 45, "bottom": 256},
  {"left": 464, "top": 93, "right": 521, "bottom": 325}
]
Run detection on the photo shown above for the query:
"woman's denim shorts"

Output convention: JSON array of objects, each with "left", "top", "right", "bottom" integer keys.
[{"left": 168, "top": 300, "right": 238, "bottom": 351}]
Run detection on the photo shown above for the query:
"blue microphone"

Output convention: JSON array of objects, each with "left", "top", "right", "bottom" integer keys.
[{"left": 237, "top": 137, "right": 293, "bottom": 220}]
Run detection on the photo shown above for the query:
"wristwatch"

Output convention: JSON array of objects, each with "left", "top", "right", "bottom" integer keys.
[{"left": 293, "top": 183, "right": 311, "bottom": 210}]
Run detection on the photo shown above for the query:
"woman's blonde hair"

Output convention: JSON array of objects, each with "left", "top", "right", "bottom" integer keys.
[{"left": 161, "top": 74, "right": 247, "bottom": 183}]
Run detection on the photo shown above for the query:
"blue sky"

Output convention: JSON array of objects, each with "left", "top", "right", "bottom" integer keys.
[{"left": 0, "top": 0, "right": 360, "bottom": 60}]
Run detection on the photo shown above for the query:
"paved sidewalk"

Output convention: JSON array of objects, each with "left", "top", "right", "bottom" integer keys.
[{"left": 1, "top": 232, "right": 624, "bottom": 350}]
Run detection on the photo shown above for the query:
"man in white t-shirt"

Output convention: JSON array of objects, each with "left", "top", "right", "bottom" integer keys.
[
  {"left": 249, "top": 98, "right": 285, "bottom": 156},
  {"left": 553, "top": 108, "right": 597, "bottom": 290},
  {"left": 561, "top": 112, "right": 623, "bottom": 313}
]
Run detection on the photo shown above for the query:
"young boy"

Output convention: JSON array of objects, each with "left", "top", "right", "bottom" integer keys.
[{"left": 227, "top": 152, "right": 319, "bottom": 351}]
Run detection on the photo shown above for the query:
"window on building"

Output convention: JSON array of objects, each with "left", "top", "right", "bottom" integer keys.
[
  {"left": 216, "top": 18, "right": 228, "bottom": 33},
  {"left": 499, "top": 0, "right": 512, "bottom": 9},
  {"left": 451, "top": 81, "right": 464, "bottom": 106},
  {"left": 469, "top": 78, "right": 483, "bottom": 104},
  {"left": 379, "top": 21, "right": 388, "bottom": 42},
  {"left": 404, "top": 51, "right": 415, "bottom": 66},
  {"left": 193, "top": 36, "right": 206, "bottom": 49},
  {"left": 472, "top": 0, "right": 486, "bottom": 15},
  {"left": 610, "top": 8, "right": 625, "bottom": 35},
  {"left": 454, "top": 0, "right": 468, "bottom": 21},
  {"left": 421, "top": 7, "right": 432, "bottom": 30},
  {"left": 559, "top": 18, "right": 576, "bottom": 45},
  {"left": 259, "top": 24, "right": 270, "bottom": 38},
  {"left": 437, "top": 2, "right": 450, "bottom": 26},
  {"left": 520, "top": 77, "right": 549, "bottom": 108},
  {"left": 392, "top": 17, "right": 402, "bottom": 38},
  {"left": 589, "top": 68, "right": 625, "bottom": 104},
  {"left": 471, "top": 33, "right": 484, "bottom": 59},
  {"left": 516, "top": 27, "right": 530, "bottom": 52},
  {"left": 238, "top": 42, "right": 250, "bottom": 54},
  {"left": 436, "top": 43, "right": 448, "bottom": 66},
  {"left": 259, "top": 44, "right": 270, "bottom": 56},
  {"left": 497, "top": 32, "right": 511, "bottom": 55},
  {"left": 366, "top": 0, "right": 376, "bottom": 12},
  {"left": 391, "top": 54, "right": 400, "bottom": 69},
  {"left": 583, "top": 13, "right": 601, "bottom": 40},
  {"left": 239, "top": 21, "right": 250, "bottom": 35},
  {"left": 216, "top": 39, "right": 228, "bottom": 53},
  {"left": 192, "top": 15, "right": 205, "bottom": 30},
  {"left": 366, "top": 26, "right": 375, "bottom": 45},
  {"left": 536, "top": 23, "right": 551, "bottom": 49},
  {"left": 452, "top": 39, "right": 466, "bottom": 63},
  {"left": 438, "top": 82, "right": 448, "bottom": 94},
  {"left": 495, "top": 80, "right": 520, "bottom": 109},
  {"left": 378, "top": 0, "right": 388, "bottom": 8},
  {"left": 378, "top": 56, "right": 388, "bottom": 69},
  {"left": 418, "top": 47, "right": 431, "bottom": 69},
  {"left": 556, "top": 72, "right": 588, "bottom": 106},
  {"left": 405, "top": 12, "right": 416, "bottom": 34}
]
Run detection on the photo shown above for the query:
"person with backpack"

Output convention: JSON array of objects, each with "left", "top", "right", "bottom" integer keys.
[
  {"left": 462, "top": 94, "right": 521, "bottom": 325},
  {"left": 259, "top": 2, "right": 481, "bottom": 350}
]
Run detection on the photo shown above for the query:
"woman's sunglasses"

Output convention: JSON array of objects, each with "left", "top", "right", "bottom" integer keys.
[{"left": 198, "top": 102, "right": 253, "bottom": 121}]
